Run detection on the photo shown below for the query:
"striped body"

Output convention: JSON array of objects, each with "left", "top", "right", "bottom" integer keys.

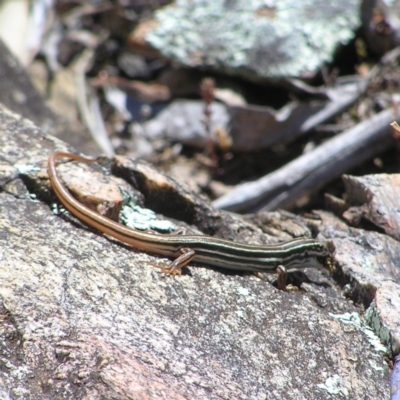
[
  {"left": 47, "top": 152, "right": 329, "bottom": 274},
  {"left": 187, "top": 237, "right": 328, "bottom": 272}
]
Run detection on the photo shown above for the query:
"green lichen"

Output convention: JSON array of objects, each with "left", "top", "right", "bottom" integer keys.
[
  {"left": 119, "top": 191, "right": 177, "bottom": 233},
  {"left": 330, "top": 311, "right": 388, "bottom": 353},
  {"left": 364, "top": 301, "right": 394, "bottom": 352}
]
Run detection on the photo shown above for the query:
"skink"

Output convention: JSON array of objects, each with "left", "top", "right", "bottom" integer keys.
[{"left": 47, "top": 151, "right": 330, "bottom": 288}]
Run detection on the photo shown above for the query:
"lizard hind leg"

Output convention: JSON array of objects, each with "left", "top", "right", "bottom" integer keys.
[{"left": 160, "top": 248, "right": 196, "bottom": 275}]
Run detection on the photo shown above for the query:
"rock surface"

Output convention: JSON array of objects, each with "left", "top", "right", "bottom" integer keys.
[
  {"left": 0, "top": 104, "right": 392, "bottom": 399},
  {"left": 132, "top": 0, "right": 361, "bottom": 81},
  {"left": 0, "top": 39, "right": 98, "bottom": 156}
]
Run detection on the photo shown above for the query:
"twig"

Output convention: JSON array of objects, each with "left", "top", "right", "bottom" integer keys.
[
  {"left": 73, "top": 49, "right": 115, "bottom": 157},
  {"left": 200, "top": 78, "right": 218, "bottom": 171},
  {"left": 213, "top": 107, "right": 399, "bottom": 213}
]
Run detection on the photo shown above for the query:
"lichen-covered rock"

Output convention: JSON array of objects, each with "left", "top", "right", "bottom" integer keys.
[{"left": 144, "top": 0, "right": 361, "bottom": 80}]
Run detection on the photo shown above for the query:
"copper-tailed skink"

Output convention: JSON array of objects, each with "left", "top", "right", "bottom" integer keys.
[{"left": 47, "top": 151, "right": 330, "bottom": 288}]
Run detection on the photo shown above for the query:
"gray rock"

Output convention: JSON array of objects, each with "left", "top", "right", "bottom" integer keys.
[
  {"left": 145, "top": 0, "right": 361, "bottom": 80},
  {"left": 0, "top": 103, "right": 391, "bottom": 399},
  {"left": 361, "top": 0, "right": 400, "bottom": 55},
  {"left": 144, "top": 99, "right": 230, "bottom": 147},
  {"left": 0, "top": 38, "right": 99, "bottom": 156},
  {"left": 142, "top": 76, "right": 367, "bottom": 152},
  {"left": 117, "top": 52, "right": 151, "bottom": 79}
]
